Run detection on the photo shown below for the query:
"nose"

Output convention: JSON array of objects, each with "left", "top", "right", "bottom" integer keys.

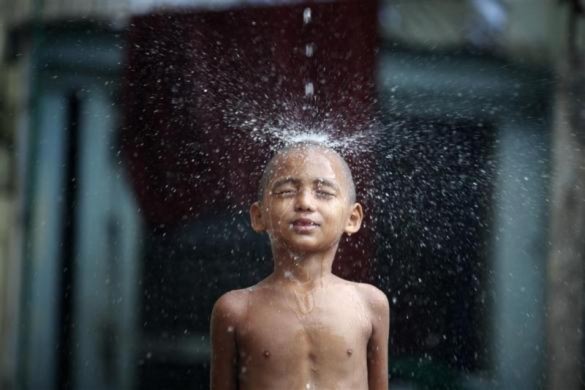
[{"left": 294, "top": 189, "right": 315, "bottom": 212}]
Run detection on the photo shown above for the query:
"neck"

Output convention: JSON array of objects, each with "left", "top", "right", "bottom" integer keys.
[{"left": 268, "top": 244, "right": 338, "bottom": 291}]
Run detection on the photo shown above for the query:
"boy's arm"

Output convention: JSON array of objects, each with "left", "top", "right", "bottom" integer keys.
[
  {"left": 210, "top": 291, "right": 244, "bottom": 390},
  {"left": 364, "top": 285, "right": 390, "bottom": 390}
]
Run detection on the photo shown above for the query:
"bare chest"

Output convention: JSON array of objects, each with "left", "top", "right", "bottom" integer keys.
[{"left": 237, "top": 288, "right": 371, "bottom": 370}]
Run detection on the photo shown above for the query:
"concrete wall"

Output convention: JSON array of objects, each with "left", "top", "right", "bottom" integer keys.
[
  {"left": 546, "top": 3, "right": 585, "bottom": 389},
  {"left": 0, "top": 27, "right": 22, "bottom": 390},
  {"left": 0, "top": 146, "right": 15, "bottom": 390},
  {"left": 0, "top": 0, "right": 297, "bottom": 28}
]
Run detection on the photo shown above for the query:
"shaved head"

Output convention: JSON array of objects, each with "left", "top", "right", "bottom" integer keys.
[{"left": 258, "top": 142, "right": 356, "bottom": 203}]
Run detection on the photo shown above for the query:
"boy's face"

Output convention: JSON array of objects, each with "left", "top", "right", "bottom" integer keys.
[{"left": 250, "top": 147, "right": 363, "bottom": 254}]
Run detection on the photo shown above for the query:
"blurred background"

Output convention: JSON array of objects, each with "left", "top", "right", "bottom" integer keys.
[{"left": 0, "top": 0, "right": 584, "bottom": 389}]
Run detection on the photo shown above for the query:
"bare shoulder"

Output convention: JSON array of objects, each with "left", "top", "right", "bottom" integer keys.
[
  {"left": 211, "top": 288, "right": 250, "bottom": 324},
  {"left": 353, "top": 282, "right": 390, "bottom": 316}
]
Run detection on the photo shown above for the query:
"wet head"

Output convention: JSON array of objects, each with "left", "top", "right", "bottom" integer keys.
[
  {"left": 250, "top": 142, "right": 363, "bottom": 253},
  {"left": 257, "top": 142, "right": 356, "bottom": 204}
]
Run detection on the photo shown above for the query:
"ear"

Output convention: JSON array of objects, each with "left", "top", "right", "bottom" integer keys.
[
  {"left": 344, "top": 202, "right": 363, "bottom": 235},
  {"left": 250, "top": 201, "right": 266, "bottom": 232}
]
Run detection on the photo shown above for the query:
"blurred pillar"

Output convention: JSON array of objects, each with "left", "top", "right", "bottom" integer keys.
[{"left": 547, "top": 2, "right": 585, "bottom": 389}]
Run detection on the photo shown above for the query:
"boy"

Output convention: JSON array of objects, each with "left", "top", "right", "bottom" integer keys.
[{"left": 210, "top": 142, "right": 389, "bottom": 390}]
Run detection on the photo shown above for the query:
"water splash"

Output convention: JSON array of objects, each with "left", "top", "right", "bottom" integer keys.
[
  {"left": 241, "top": 116, "right": 385, "bottom": 158},
  {"left": 126, "top": 5, "right": 532, "bottom": 287}
]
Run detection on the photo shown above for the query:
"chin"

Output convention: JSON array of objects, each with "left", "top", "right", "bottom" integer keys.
[{"left": 285, "top": 239, "right": 339, "bottom": 254}]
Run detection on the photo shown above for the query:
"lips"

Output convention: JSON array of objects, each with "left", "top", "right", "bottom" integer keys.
[
  {"left": 292, "top": 218, "right": 320, "bottom": 227},
  {"left": 291, "top": 218, "right": 320, "bottom": 233}
]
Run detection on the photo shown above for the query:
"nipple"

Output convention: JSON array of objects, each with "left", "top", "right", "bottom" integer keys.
[
  {"left": 263, "top": 350, "right": 271, "bottom": 358},
  {"left": 346, "top": 349, "right": 353, "bottom": 357}
]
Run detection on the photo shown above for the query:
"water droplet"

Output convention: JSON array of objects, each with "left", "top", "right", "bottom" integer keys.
[
  {"left": 305, "top": 82, "right": 314, "bottom": 97},
  {"left": 305, "top": 43, "right": 315, "bottom": 57},
  {"left": 303, "top": 8, "right": 312, "bottom": 24}
]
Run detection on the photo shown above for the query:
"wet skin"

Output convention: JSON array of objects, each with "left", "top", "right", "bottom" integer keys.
[{"left": 210, "top": 147, "right": 390, "bottom": 390}]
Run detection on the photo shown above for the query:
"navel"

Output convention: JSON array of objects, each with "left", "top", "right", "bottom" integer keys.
[
  {"left": 263, "top": 350, "right": 271, "bottom": 358},
  {"left": 346, "top": 348, "right": 353, "bottom": 357}
]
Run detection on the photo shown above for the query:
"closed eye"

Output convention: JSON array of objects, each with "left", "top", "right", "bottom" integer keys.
[
  {"left": 316, "top": 190, "right": 335, "bottom": 198},
  {"left": 274, "top": 190, "right": 296, "bottom": 197}
]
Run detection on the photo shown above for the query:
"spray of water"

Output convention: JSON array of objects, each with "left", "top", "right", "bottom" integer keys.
[
  {"left": 242, "top": 117, "right": 384, "bottom": 155},
  {"left": 123, "top": 7, "right": 554, "bottom": 378}
]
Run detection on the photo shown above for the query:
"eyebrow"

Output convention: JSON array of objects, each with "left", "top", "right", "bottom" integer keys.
[
  {"left": 314, "top": 178, "right": 340, "bottom": 192},
  {"left": 270, "top": 177, "right": 340, "bottom": 192},
  {"left": 271, "top": 177, "right": 300, "bottom": 190}
]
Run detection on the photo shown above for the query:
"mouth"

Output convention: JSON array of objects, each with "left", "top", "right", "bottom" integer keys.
[{"left": 291, "top": 218, "right": 320, "bottom": 233}]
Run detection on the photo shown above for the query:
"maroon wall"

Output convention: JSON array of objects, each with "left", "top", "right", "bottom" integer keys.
[{"left": 122, "top": 0, "right": 378, "bottom": 280}]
